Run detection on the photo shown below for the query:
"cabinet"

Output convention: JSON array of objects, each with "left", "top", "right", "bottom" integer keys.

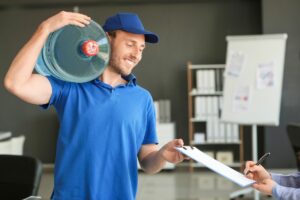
[
  {"left": 187, "top": 63, "right": 244, "bottom": 169},
  {"left": 156, "top": 123, "right": 175, "bottom": 169}
]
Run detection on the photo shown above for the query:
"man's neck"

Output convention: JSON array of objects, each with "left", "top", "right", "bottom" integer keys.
[{"left": 99, "top": 67, "right": 127, "bottom": 87}]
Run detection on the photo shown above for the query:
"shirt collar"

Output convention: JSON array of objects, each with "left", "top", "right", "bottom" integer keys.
[
  {"left": 122, "top": 74, "right": 137, "bottom": 86},
  {"left": 92, "top": 73, "right": 137, "bottom": 87}
]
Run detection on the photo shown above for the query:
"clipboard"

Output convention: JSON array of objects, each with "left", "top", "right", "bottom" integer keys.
[{"left": 176, "top": 146, "right": 256, "bottom": 187}]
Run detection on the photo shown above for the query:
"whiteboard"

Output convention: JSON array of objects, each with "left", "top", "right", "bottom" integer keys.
[{"left": 221, "top": 34, "right": 287, "bottom": 126}]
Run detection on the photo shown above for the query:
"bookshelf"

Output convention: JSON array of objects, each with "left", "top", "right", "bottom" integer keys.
[
  {"left": 154, "top": 99, "right": 175, "bottom": 169},
  {"left": 187, "top": 62, "right": 244, "bottom": 171}
]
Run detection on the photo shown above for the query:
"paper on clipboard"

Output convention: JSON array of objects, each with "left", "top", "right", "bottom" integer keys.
[{"left": 176, "top": 146, "right": 255, "bottom": 187}]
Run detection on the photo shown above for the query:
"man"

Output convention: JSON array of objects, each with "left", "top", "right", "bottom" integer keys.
[
  {"left": 245, "top": 160, "right": 300, "bottom": 200},
  {"left": 4, "top": 11, "right": 185, "bottom": 200}
]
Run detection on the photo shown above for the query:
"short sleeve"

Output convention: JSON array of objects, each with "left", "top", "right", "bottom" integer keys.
[
  {"left": 40, "top": 76, "right": 66, "bottom": 109},
  {"left": 142, "top": 95, "right": 158, "bottom": 145}
]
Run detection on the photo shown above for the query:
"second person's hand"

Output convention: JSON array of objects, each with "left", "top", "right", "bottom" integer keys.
[
  {"left": 244, "top": 161, "right": 271, "bottom": 182},
  {"left": 252, "top": 178, "right": 277, "bottom": 196}
]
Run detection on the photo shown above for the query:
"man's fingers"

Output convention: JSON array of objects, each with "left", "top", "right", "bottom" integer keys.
[
  {"left": 69, "top": 21, "right": 87, "bottom": 28},
  {"left": 174, "top": 138, "right": 184, "bottom": 147},
  {"left": 184, "top": 155, "right": 191, "bottom": 160},
  {"left": 244, "top": 162, "right": 259, "bottom": 175},
  {"left": 70, "top": 15, "right": 91, "bottom": 25},
  {"left": 246, "top": 172, "right": 254, "bottom": 179},
  {"left": 245, "top": 160, "right": 256, "bottom": 168},
  {"left": 252, "top": 183, "right": 261, "bottom": 190},
  {"left": 71, "top": 12, "right": 91, "bottom": 20},
  {"left": 175, "top": 151, "right": 184, "bottom": 163}
]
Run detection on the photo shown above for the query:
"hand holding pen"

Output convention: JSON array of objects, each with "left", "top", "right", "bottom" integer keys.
[
  {"left": 244, "top": 152, "right": 271, "bottom": 181},
  {"left": 245, "top": 152, "right": 271, "bottom": 175}
]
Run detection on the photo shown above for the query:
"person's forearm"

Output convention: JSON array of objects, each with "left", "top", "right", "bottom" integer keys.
[
  {"left": 273, "top": 184, "right": 300, "bottom": 200},
  {"left": 271, "top": 172, "right": 300, "bottom": 188},
  {"left": 4, "top": 24, "right": 49, "bottom": 92},
  {"left": 139, "top": 150, "right": 166, "bottom": 174}
]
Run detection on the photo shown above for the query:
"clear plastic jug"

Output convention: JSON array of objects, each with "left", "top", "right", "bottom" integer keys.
[{"left": 35, "top": 20, "right": 110, "bottom": 83}]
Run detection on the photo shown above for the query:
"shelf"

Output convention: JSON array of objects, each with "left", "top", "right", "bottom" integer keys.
[
  {"left": 189, "top": 64, "right": 225, "bottom": 70},
  {"left": 190, "top": 118, "right": 207, "bottom": 122},
  {"left": 190, "top": 89, "right": 223, "bottom": 96},
  {"left": 191, "top": 141, "right": 241, "bottom": 145}
]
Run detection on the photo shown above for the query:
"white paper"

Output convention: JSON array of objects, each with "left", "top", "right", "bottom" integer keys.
[
  {"left": 226, "top": 51, "right": 246, "bottom": 77},
  {"left": 0, "top": 131, "right": 12, "bottom": 140},
  {"left": 232, "top": 86, "right": 251, "bottom": 112},
  {"left": 175, "top": 146, "right": 255, "bottom": 187},
  {"left": 257, "top": 61, "right": 275, "bottom": 89}
]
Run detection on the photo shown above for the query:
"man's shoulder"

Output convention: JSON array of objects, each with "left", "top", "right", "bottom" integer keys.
[{"left": 134, "top": 84, "right": 152, "bottom": 97}]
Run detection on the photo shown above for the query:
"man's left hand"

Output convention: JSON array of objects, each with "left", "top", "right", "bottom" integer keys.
[{"left": 159, "top": 139, "right": 187, "bottom": 164}]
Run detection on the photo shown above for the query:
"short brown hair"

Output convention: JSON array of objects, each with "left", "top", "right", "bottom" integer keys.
[{"left": 107, "top": 31, "right": 117, "bottom": 38}]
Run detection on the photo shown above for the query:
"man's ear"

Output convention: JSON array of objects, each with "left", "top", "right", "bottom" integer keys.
[{"left": 106, "top": 32, "right": 112, "bottom": 43}]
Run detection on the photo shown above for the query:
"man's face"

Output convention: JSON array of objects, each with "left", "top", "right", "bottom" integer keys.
[{"left": 108, "top": 30, "right": 145, "bottom": 76}]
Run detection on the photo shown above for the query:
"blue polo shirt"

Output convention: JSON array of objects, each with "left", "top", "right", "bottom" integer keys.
[{"left": 42, "top": 75, "right": 158, "bottom": 200}]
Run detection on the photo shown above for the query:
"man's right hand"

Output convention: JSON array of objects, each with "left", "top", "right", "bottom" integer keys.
[
  {"left": 39, "top": 11, "right": 91, "bottom": 34},
  {"left": 244, "top": 161, "right": 272, "bottom": 182}
]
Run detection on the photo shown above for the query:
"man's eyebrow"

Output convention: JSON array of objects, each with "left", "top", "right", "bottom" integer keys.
[
  {"left": 140, "top": 43, "right": 146, "bottom": 48},
  {"left": 126, "top": 39, "right": 146, "bottom": 48}
]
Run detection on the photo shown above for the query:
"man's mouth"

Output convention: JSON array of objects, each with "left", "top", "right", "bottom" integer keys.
[{"left": 125, "top": 58, "right": 136, "bottom": 66}]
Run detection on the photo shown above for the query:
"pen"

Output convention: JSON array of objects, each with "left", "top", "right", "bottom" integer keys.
[{"left": 245, "top": 152, "right": 271, "bottom": 175}]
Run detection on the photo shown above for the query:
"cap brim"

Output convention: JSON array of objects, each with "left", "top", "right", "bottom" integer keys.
[
  {"left": 144, "top": 33, "right": 159, "bottom": 44},
  {"left": 120, "top": 27, "right": 159, "bottom": 43}
]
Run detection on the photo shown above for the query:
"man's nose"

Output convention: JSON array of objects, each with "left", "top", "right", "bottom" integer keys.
[{"left": 130, "top": 48, "right": 141, "bottom": 59}]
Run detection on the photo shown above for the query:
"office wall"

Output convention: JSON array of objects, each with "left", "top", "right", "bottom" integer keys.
[
  {"left": 0, "top": 0, "right": 261, "bottom": 163},
  {"left": 262, "top": 0, "right": 300, "bottom": 168}
]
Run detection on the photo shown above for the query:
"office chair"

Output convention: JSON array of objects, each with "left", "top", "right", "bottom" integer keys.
[
  {"left": 287, "top": 123, "right": 300, "bottom": 171},
  {"left": 0, "top": 154, "right": 43, "bottom": 199}
]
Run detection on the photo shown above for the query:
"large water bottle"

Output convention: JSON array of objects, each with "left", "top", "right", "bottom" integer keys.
[{"left": 35, "top": 20, "right": 110, "bottom": 83}]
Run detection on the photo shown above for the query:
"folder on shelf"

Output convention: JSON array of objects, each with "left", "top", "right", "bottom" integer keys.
[{"left": 175, "top": 146, "right": 255, "bottom": 187}]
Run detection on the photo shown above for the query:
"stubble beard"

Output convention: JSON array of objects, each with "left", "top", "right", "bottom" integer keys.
[
  {"left": 109, "top": 59, "right": 130, "bottom": 76},
  {"left": 109, "top": 56, "right": 136, "bottom": 76}
]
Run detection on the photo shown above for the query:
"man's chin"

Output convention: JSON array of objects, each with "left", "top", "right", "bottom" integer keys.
[
  {"left": 121, "top": 71, "right": 131, "bottom": 76},
  {"left": 121, "top": 67, "right": 134, "bottom": 76}
]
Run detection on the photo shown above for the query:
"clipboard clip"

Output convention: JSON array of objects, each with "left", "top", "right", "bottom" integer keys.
[{"left": 182, "top": 146, "right": 195, "bottom": 150}]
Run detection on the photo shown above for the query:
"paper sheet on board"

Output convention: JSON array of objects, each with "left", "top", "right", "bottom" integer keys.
[{"left": 176, "top": 146, "right": 255, "bottom": 187}]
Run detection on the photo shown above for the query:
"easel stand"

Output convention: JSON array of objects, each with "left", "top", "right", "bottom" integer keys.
[{"left": 230, "top": 125, "right": 260, "bottom": 200}]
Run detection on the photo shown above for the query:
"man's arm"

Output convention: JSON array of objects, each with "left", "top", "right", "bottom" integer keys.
[
  {"left": 272, "top": 183, "right": 300, "bottom": 200},
  {"left": 272, "top": 172, "right": 300, "bottom": 188},
  {"left": 138, "top": 139, "right": 185, "bottom": 174},
  {"left": 250, "top": 173, "right": 300, "bottom": 199},
  {"left": 4, "top": 11, "right": 91, "bottom": 105}
]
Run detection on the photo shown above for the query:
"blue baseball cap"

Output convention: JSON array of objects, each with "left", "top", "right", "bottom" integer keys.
[{"left": 103, "top": 12, "right": 159, "bottom": 44}]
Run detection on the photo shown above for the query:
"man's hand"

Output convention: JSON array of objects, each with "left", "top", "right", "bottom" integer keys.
[
  {"left": 159, "top": 139, "right": 186, "bottom": 164},
  {"left": 252, "top": 178, "right": 277, "bottom": 196},
  {"left": 244, "top": 161, "right": 276, "bottom": 196},
  {"left": 39, "top": 11, "right": 91, "bottom": 34},
  {"left": 138, "top": 139, "right": 187, "bottom": 174},
  {"left": 244, "top": 161, "right": 272, "bottom": 182}
]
